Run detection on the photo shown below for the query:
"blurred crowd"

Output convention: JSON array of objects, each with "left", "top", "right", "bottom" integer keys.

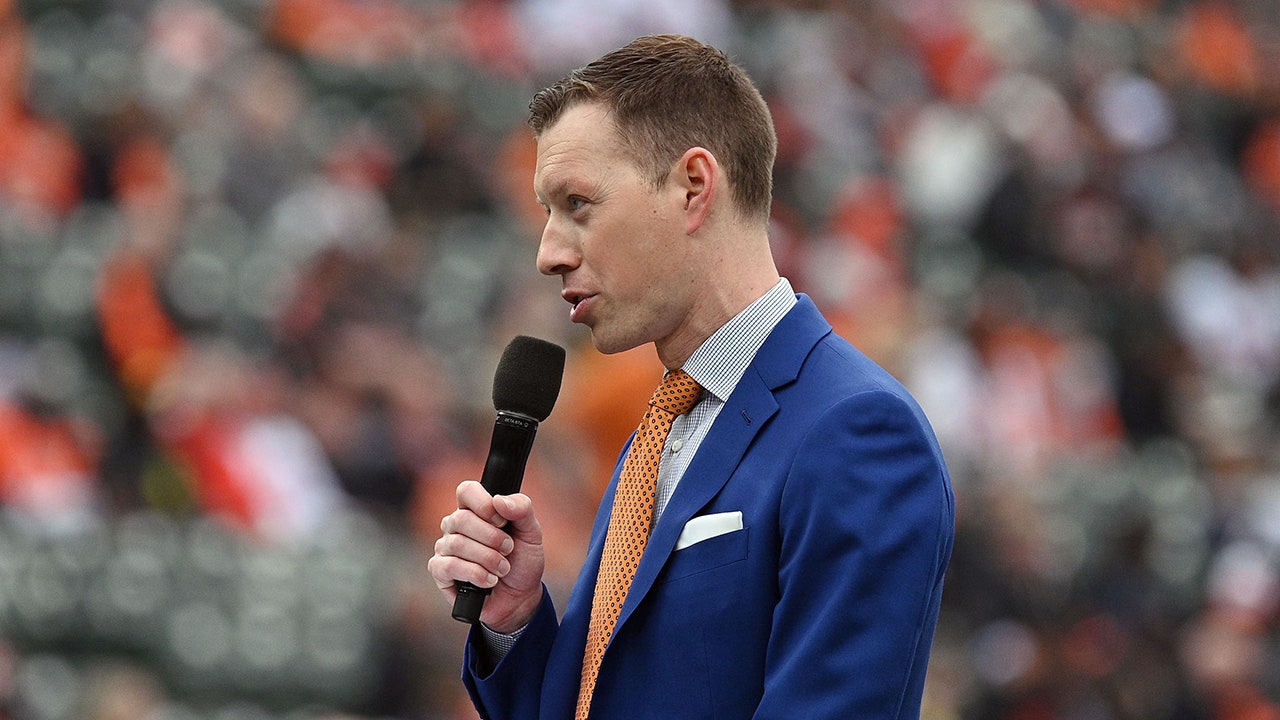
[{"left": 0, "top": 0, "right": 1279, "bottom": 717}]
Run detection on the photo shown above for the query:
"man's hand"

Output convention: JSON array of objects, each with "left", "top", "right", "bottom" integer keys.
[{"left": 428, "top": 480, "right": 546, "bottom": 633}]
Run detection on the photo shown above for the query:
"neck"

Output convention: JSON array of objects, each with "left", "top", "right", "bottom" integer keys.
[{"left": 656, "top": 231, "right": 779, "bottom": 369}]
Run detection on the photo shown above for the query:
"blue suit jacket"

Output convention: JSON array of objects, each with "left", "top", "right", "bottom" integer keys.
[{"left": 464, "top": 296, "right": 955, "bottom": 719}]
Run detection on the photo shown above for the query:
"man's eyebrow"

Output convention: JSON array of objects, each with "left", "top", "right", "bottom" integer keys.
[{"left": 536, "top": 178, "right": 572, "bottom": 205}]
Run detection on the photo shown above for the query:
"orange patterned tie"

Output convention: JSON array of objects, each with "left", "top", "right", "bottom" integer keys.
[{"left": 576, "top": 369, "right": 702, "bottom": 720}]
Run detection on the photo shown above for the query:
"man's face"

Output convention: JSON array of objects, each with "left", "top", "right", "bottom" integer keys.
[{"left": 534, "top": 103, "right": 696, "bottom": 357}]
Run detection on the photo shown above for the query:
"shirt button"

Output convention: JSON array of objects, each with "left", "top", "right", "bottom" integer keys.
[{"left": 670, "top": 439, "right": 684, "bottom": 454}]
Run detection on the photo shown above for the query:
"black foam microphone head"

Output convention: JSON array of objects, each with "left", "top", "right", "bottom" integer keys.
[{"left": 492, "top": 336, "right": 566, "bottom": 421}]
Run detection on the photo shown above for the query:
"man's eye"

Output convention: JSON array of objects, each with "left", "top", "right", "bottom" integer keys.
[{"left": 567, "top": 196, "right": 587, "bottom": 211}]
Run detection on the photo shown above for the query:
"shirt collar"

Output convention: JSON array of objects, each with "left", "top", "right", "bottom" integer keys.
[{"left": 680, "top": 278, "right": 797, "bottom": 403}]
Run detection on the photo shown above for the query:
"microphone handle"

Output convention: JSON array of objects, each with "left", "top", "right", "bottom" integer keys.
[{"left": 452, "top": 412, "right": 539, "bottom": 624}]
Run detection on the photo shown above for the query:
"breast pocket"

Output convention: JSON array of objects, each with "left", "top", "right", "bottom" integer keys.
[{"left": 661, "top": 526, "right": 749, "bottom": 584}]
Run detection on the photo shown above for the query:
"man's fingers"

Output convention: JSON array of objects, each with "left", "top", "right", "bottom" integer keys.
[
  {"left": 451, "top": 484, "right": 539, "bottom": 545},
  {"left": 492, "top": 492, "right": 530, "bottom": 519},
  {"left": 428, "top": 486, "right": 525, "bottom": 597},
  {"left": 433, "top": 532, "right": 512, "bottom": 577},
  {"left": 492, "top": 493, "right": 542, "bottom": 544},
  {"left": 428, "top": 480, "right": 548, "bottom": 632},
  {"left": 440, "top": 507, "right": 516, "bottom": 554},
  {"left": 427, "top": 554, "right": 499, "bottom": 590},
  {"left": 455, "top": 480, "right": 507, "bottom": 527}
]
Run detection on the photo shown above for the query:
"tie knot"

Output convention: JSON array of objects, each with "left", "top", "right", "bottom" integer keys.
[{"left": 650, "top": 369, "right": 702, "bottom": 416}]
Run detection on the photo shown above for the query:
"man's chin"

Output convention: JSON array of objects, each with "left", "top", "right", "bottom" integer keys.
[{"left": 588, "top": 330, "right": 645, "bottom": 356}]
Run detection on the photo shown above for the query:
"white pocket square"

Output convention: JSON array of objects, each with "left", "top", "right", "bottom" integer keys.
[{"left": 675, "top": 511, "right": 744, "bottom": 551}]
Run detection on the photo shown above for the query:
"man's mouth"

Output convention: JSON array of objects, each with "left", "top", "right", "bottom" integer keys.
[{"left": 565, "top": 292, "right": 595, "bottom": 322}]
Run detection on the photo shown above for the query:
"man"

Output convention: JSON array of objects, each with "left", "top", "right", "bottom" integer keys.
[{"left": 427, "top": 34, "right": 954, "bottom": 719}]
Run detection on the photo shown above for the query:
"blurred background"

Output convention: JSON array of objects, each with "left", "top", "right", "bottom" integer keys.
[{"left": 0, "top": 0, "right": 1279, "bottom": 717}]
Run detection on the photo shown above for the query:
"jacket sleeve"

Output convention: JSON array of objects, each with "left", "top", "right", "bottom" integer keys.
[
  {"left": 756, "top": 389, "right": 954, "bottom": 720},
  {"left": 462, "top": 586, "right": 560, "bottom": 720}
]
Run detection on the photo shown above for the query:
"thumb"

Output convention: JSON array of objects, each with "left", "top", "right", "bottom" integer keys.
[{"left": 492, "top": 493, "right": 541, "bottom": 543}]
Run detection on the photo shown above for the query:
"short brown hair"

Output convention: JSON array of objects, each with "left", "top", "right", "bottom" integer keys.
[{"left": 528, "top": 34, "right": 777, "bottom": 223}]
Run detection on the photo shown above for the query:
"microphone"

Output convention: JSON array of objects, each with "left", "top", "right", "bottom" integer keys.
[{"left": 452, "top": 335, "right": 566, "bottom": 624}]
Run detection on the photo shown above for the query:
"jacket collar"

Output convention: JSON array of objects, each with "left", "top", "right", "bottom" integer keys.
[{"left": 611, "top": 294, "right": 832, "bottom": 637}]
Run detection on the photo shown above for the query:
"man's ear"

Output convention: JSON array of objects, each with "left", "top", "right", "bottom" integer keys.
[{"left": 675, "top": 147, "right": 718, "bottom": 235}]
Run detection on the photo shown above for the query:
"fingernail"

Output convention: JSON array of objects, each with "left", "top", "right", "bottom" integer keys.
[
  {"left": 501, "top": 537, "right": 515, "bottom": 554},
  {"left": 485, "top": 573, "right": 498, "bottom": 587},
  {"left": 498, "top": 558, "right": 511, "bottom": 576}
]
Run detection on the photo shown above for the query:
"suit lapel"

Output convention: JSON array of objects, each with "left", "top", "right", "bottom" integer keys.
[{"left": 609, "top": 295, "right": 833, "bottom": 638}]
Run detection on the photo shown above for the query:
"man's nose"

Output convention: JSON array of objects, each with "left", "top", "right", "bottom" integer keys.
[{"left": 536, "top": 221, "right": 578, "bottom": 276}]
